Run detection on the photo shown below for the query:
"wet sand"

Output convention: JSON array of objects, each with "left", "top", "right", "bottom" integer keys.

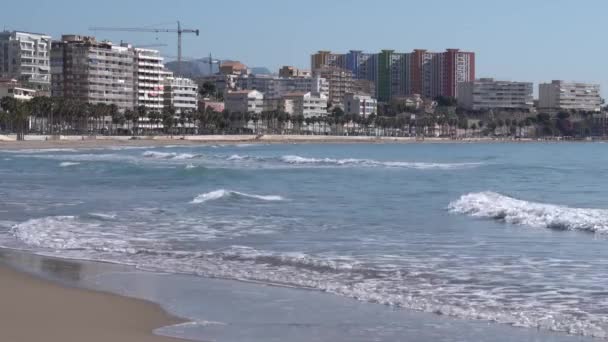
[
  {"left": 0, "top": 263, "right": 188, "bottom": 342},
  {"left": 0, "top": 134, "right": 526, "bottom": 151}
]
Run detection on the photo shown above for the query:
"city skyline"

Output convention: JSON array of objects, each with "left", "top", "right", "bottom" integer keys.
[{"left": 2, "top": 0, "right": 607, "bottom": 97}]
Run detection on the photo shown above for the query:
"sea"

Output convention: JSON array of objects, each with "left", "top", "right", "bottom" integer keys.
[{"left": 1, "top": 142, "right": 608, "bottom": 341}]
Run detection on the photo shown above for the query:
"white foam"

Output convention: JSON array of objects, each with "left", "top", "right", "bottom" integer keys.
[
  {"left": 185, "top": 164, "right": 197, "bottom": 170},
  {"left": 59, "top": 162, "right": 81, "bottom": 167},
  {"left": 279, "top": 155, "right": 482, "bottom": 170},
  {"left": 449, "top": 192, "right": 608, "bottom": 233},
  {"left": 142, "top": 151, "right": 199, "bottom": 160},
  {"left": 191, "top": 189, "right": 285, "bottom": 204},
  {"left": 226, "top": 154, "right": 247, "bottom": 161}
]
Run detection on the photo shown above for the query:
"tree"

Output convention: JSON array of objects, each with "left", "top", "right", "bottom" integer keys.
[
  {"left": 434, "top": 96, "right": 458, "bottom": 107},
  {"left": 199, "top": 81, "right": 217, "bottom": 98}
]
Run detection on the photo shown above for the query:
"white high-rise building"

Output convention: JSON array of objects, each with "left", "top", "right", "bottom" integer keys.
[
  {"left": 236, "top": 74, "right": 329, "bottom": 100},
  {"left": 457, "top": 78, "right": 533, "bottom": 111},
  {"left": 0, "top": 31, "right": 51, "bottom": 93},
  {"left": 539, "top": 80, "right": 601, "bottom": 112},
  {"left": 163, "top": 77, "right": 198, "bottom": 113},
  {"left": 133, "top": 48, "right": 166, "bottom": 111}
]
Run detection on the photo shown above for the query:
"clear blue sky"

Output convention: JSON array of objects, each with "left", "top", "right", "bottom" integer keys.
[{"left": 2, "top": 0, "right": 606, "bottom": 96}]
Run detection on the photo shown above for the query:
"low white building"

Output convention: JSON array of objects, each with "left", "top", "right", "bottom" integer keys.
[
  {"left": 163, "top": 77, "right": 198, "bottom": 113},
  {"left": 282, "top": 92, "right": 328, "bottom": 118},
  {"left": 539, "top": 80, "right": 601, "bottom": 112},
  {"left": 457, "top": 78, "right": 534, "bottom": 111},
  {"left": 225, "top": 89, "right": 264, "bottom": 114},
  {"left": 343, "top": 93, "right": 377, "bottom": 117},
  {"left": 0, "top": 79, "right": 37, "bottom": 101}
]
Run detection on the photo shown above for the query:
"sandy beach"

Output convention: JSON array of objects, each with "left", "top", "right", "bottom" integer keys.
[
  {"left": 0, "top": 133, "right": 536, "bottom": 151},
  {"left": 0, "top": 263, "right": 187, "bottom": 342}
]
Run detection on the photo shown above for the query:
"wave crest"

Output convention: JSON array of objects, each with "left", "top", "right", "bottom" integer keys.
[
  {"left": 142, "top": 151, "right": 199, "bottom": 160},
  {"left": 59, "top": 162, "right": 80, "bottom": 167},
  {"left": 279, "top": 155, "right": 482, "bottom": 169},
  {"left": 448, "top": 192, "right": 608, "bottom": 233},
  {"left": 191, "top": 189, "right": 285, "bottom": 204}
]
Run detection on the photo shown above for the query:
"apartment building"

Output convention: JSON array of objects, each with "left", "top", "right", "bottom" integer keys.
[
  {"left": 282, "top": 92, "right": 328, "bottom": 118},
  {"left": 0, "top": 31, "right": 51, "bottom": 93},
  {"left": 376, "top": 50, "right": 410, "bottom": 102},
  {"left": 51, "top": 35, "right": 135, "bottom": 110},
  {"left": 225, "top": 89, "right": 264, "bottom": 114},
  {"left": 539, "top": 80, "right": 601, "bottom": 112},
  {"left": 441, "top": 49, "right": 475, "bottom": 98},
  {"left": 133, "top": 48, "right": 166, "bottom": 111},
  {"left": 343, "top": 93, "right": 377, "bottom": 117},
  {"left": 0, "top": 79, "right": 37, "bottom": 101},
  {"left": 311, "top": 51, "right": 345, "bottom": 71},
  {"left": 313, "top": 67, "right": 353, "bottom": 107},
  {"left": 457, "top": 78, "right": 533, "bottom": 111},
  {"left": 163, "top": 77, "right": 198, "bottom": 113}
]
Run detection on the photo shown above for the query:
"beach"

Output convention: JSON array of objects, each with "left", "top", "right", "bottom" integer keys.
[
  {"left": 0, "top": 134, "right": 531, "bottom": 151},
  {"left": 0, "top": 262, "right": 186, "bottom": 342}
]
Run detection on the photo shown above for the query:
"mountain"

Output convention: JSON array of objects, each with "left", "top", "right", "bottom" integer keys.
[{"left": 165, "top": 57, "right": 272, "bottom": 78}]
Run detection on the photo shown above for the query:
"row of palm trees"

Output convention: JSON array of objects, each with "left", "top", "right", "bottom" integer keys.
[{"left": 2, "top": 96, "right": 601, "bottom": 139}]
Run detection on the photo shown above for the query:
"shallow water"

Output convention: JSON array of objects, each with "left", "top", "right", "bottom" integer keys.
[{"left": 2, "top": 142, "right": 608, "bottom": 339}]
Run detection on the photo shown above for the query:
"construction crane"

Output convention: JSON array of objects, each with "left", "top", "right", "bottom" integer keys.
[{"left": 90, "top": 21, "right": 199, "bottom": 76}]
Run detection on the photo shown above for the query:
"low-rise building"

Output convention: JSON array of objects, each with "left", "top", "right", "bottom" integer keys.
[
  {"left": 539, "top": 80, "right": 601, "bottom": 112},
  {"left": 225, "top": 89, "right": 264, "bottom": 114},
  {"left": 279, "top": 66, "right": 311, "bottom": 78},
  {"left": 343, "top": 93, "right": 377, "bottom": 117},
  {"left": 163, "top": 77, "right": 198, "bottom": 113},
  {"left": 457, "top": 78, "right": 534, "bottom": 111},
  {"left": 219, "top": 61, "right": 249, "bottom": 76},
  {"left": 0, "top": 79, "right": 37, "bottom": 101},
  {"left": 282, "top": 92, "right": 328, "bottom": 118}
]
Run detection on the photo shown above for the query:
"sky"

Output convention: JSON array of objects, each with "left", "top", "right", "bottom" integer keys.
[{"left": 2, "top": 0, "right": 607, "bottom": 96}]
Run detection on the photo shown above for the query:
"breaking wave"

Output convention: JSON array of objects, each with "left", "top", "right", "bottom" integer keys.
[
  {"left": 448, "top": 192, "right": 608, "bottom": 233},
  {"left": 191, "top": 189, "right": 285, "bottom": 204},
  {"left": 279, "top": 155, "right": 483, "bottom": 169},
  {"left": 59, "top": 162, "right": 80, "bottom": 167},
  {"left": 142, "top": 151, "right": 200, "bottom": 160}
]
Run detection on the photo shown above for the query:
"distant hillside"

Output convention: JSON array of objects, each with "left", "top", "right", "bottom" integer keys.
[{"left": 165, "top": 57, "right": 272, "bottom": 77}]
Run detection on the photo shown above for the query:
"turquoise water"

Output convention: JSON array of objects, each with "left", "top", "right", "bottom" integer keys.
[{"left": 2, "top": 142, "right": 608, "bottom": 339}]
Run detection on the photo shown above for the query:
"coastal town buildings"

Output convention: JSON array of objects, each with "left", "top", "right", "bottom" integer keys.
[
  {"left": 310, "top": 48, "right": 475, "bottom": 102},
  {"left": 343, "top": 93, "right": 377, "bottom": 117},
  {"left": 457, "top": 78, "right": 534, "bottom": 111},
  {"left": 236, "top": 74, "right": 329, "bottom": 100},
  {"left": 163, "top": 77, "right": 198, "bottom": 113},
  {"left": 539, "top": 80, "right": 602, "bottom": 112},
  {"left": 224, "top": 89, "right": 264, "bottom": 114},
  {"left": 0, "top": 31, "right": 52, "bottom": 94},
  {"left": 51, "top": 35, "right": 135, "bottom": 111}
]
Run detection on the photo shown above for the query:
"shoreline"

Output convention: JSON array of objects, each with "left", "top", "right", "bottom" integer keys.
[
  {"left": 0, "top": 133, "right": 588, "bottom": 150},
  {"left": 0, "top": 256, "right": 191, "bottom": 342}
]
